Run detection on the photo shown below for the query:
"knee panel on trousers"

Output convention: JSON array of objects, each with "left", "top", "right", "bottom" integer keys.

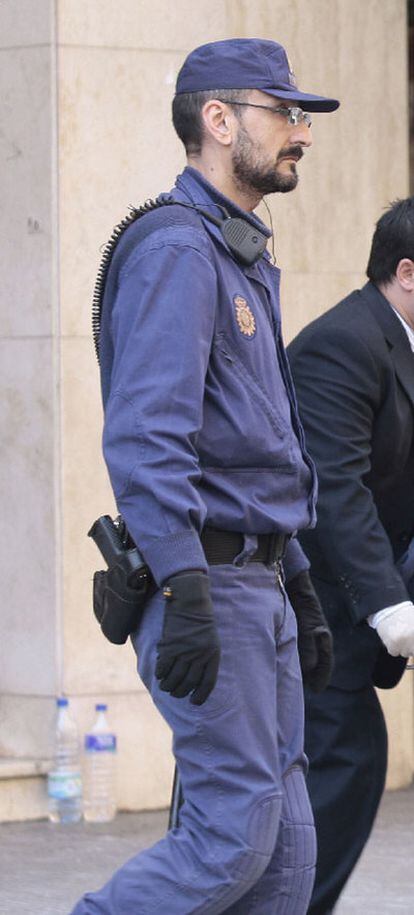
[
  {"left": 274, "top": 766, "right": 316, "bottom": 914},
  {"left": 194, "top": 793, "right": 283, "bottom": 915},
  {"left": 218, "top": 770, "right": 315, "bottom": 915},
  {"left": 282, "top": 766, "right": 316, "bottom": 864},
  {"left": 233, "top": 793, "right": 283, "bottom": 879}
]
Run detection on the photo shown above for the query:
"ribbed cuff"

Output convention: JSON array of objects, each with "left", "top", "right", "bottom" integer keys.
[{"left": 139, "top": 530, "right": 208, "bottom": 586}]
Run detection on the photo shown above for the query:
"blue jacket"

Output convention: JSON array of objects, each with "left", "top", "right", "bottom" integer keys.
[{"left": 100, "top": 167, "right": 317, "bottom": 585}]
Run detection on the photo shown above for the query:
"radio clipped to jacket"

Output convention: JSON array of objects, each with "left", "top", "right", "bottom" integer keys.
[{"left": 88, "top": 515, "right": 154, "bottom": 644}]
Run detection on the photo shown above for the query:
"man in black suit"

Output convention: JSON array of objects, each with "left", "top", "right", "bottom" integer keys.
[{"left": 287, "top": 197, "right": 414, "bottom": 914}]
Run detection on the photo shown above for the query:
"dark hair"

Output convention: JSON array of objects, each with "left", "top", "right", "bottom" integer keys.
[
  {"left": 367, "top": 197, "right": 414, "bottom": 285},
  {"left": 172, "top": 88, "right": 249, "bottom": 155}
]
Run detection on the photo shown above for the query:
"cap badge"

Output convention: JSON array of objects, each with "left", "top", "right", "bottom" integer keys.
[
  {"left": 286, "top": 54, "right": 297, "bottom": 87},
  {"left": 234, "top": 295, "right": 256, "bottom": 338}
]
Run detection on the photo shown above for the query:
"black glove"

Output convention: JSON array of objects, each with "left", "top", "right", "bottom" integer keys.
[
  {"left": 155, "top": 571, "right": 221, "bottom": 705},
  {"left": 286, "top": 570, "right": 334, "bottom": 692}
]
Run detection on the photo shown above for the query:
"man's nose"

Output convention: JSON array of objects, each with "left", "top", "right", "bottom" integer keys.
[{"left": 290, "top": 124, "right": 313, "bottom": 148}]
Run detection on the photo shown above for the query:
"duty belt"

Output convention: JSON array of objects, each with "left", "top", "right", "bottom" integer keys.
[{"left": 200, "top": 527, "right": 289, "bottom": 566}]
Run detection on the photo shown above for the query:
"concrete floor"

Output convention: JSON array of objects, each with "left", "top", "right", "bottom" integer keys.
[
  {"left": 0, "top": 787, "right": 413, "bottom": 914},
  {"left": 335, "top": 786, "right": 414, "bottom": 915}
]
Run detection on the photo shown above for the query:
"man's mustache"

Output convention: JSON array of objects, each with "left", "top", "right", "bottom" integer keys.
[{"left": 276, "top": 145, "right": 304, "bottom": 164}]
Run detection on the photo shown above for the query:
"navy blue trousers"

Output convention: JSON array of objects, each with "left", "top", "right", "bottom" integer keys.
[
  {"left": 305, "top": 683, "right": 388, "bottom": 915},
  {"left": 71, "top": 557, "right": 315, "bottom": 914}
]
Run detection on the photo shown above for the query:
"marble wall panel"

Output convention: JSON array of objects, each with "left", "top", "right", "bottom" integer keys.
[
  {"left": 280, "top": 270, "right": 367, "bottom": 344},
  {"left": 381, "top": 676, "right": 414, "bottom": 790},
  {"left": 0, "top": 338, "right": 57, "bottom": 695},
  {"left": 0, "top": 46, "right": 54, "bottom": 337},
  {"left": 58, "top": 0, "right": 227, "bottom": 49},
  {"left": 269, "top": 0, "right": 408, "bottom": 275},
  {"left": 0, "top": 0, "right": 53, "bottom": 48},
  {"left": 60, "top": 337, "right": 141, "bottom": 695},
  {"left": 0, "top": 696, "right": 55, "bottom": 759},
  {"left": 0, "top": 775, "right": 47, "bottom": 823},
  {"left": 58, "top": 47, "right": 185, "bottom": 338}
]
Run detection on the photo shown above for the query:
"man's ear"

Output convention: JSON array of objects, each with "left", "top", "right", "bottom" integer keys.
[
  {"left": 396, "top": 258, "right": 414, "bottom": 291},
  {"left": 201, "top": 100, "right": 233, "bottom": 147}
]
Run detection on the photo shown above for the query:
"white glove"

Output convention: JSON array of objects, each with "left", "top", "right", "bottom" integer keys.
[{"left": 376, "top": 602, "right": 414, "bottom": 657}]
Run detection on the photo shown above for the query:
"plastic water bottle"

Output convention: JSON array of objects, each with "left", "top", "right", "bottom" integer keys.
[
  {"left": 48, "top": 697, "right": 82, "bottom": 823},
  {"left": 83, "top": 703, "right": 117, "bottom": 822}
]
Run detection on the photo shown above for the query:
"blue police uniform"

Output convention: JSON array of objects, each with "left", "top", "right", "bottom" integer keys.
[{"left": 72, "top": 166, "right": 319, "bottom": 914}]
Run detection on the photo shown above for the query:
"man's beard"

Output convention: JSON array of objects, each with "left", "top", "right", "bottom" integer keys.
[{"left": 232, "top": 126, "right": 303, "bottom": 197}]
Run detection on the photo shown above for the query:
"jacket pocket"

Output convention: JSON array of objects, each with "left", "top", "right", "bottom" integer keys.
[
  {"left": 199, "top": 334, "right": 295, "bottom": 470},
  {"left": 215, "top": 334, "right": 287, "bottom": 436}
]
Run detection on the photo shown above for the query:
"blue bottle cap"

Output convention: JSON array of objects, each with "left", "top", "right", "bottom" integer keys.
[
  {"left": 96, "top": 703, "right": 107, "bottom": 711},
  {"left": 57, "top": 697, "right": 68, "bottom": 707}
]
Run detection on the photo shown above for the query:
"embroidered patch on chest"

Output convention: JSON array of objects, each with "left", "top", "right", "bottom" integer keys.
[{"left": 234, "top": 295, "right": 256, "bottom": 338}]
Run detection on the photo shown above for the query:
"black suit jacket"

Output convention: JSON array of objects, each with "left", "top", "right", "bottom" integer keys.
[{"left": 288, "top": 281, "right": 414, "bottom": 689}]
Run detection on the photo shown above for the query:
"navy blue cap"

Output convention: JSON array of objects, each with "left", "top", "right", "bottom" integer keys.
[{"left": 176, "top": 39, "right": 339, "bottom": 113}]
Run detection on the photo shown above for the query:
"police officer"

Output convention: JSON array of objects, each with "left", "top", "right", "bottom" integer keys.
[{"left": 71, "top": 38, "right": 338, "bottom": 915}]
